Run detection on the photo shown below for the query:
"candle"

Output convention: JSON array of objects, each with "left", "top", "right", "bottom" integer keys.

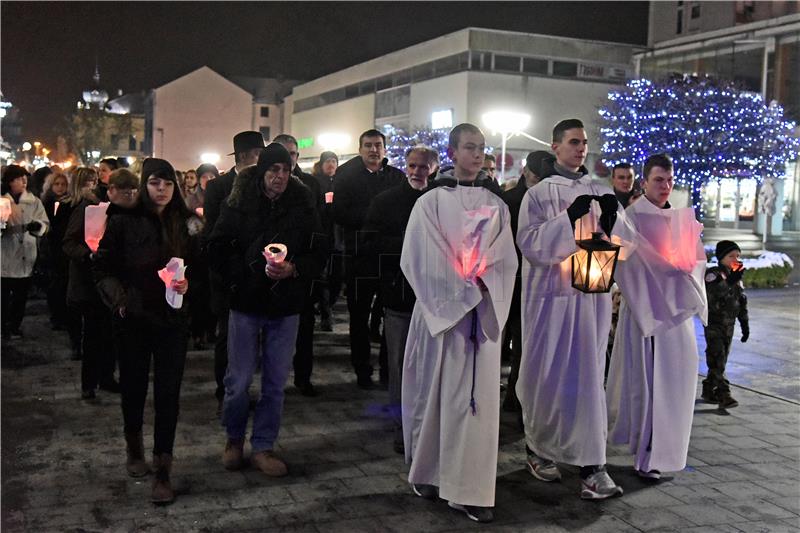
[
  {"left": 0, "top": 197, "right": 11, "bottom": 228},
  {"left": 263, "top": 243, "right": 287, "bottom": 265}
]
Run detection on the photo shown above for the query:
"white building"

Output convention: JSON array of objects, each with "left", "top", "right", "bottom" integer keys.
[{"left": 288, "top": 27, "right": 644, "bottom": 179}]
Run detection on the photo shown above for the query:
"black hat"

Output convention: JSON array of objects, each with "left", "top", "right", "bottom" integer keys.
[
  {"left": 525, "top": 151, "right": 552, "bottom": 176},
  {"left": 140, "top": 158, "right": 177, "bottom": 184},
  {"left": 229, "top": 131, "right": 266, "bottom": 155},
  {"left": 195, "top": 163, "right": 220, "bottom": 179},
  {"left": 255, "top": 143, "right": 292, "bottom": 176},
  {"left": 715, "top": 240, "right": 741, "bottom": 261},
  {"left": 318, "top": 151, "right": 338, "bottom": 165}
]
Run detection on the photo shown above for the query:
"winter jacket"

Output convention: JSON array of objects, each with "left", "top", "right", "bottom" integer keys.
[
  {"left": 332, "top": 156, "right": 405, "bottom": 257},
  {"left": 313, "top": 173, "right": 343, "bottom": 252},
  {"left": 502, "top": 176, "right": 530, "bottom": 313},
  {"left": 63, "top": 197, "right": 103, "bottom": 307},
  {"left": 202, "top": 167, "right": 236, "bottom": 248},
  {"left": 185, "top": 187, "right": 205, "bottom": 213},
  {"left": 208, "top": 166, "right": 326, "bottom": 317},
  {"left": 43, "top": 194, "right": 74, "bottom": 277},
  {"left": 361, "top": 179, "right": 425, "bottom": 313},
  {"left": 1, "top": 191, "right": 49, "bottom": 278},
  {"left": 92, "top": 203, "right": 202, "bottom": 327},
  {"left": 705, "top": 265, "right": 749, "bottom": 330}
]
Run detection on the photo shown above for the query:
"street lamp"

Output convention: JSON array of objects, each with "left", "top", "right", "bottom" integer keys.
[
  {"left": 482, "top": 111, "right": 531, "bottom": 181},
  {"left": 318, "top": 132, "right": 350, "bottom": 152},
  {"left": 200, "top": 152, "right": 220, "bottom": 164}
]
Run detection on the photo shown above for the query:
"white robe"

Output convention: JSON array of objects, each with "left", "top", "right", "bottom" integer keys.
[
  {"left": 606, "top": 198, "right": 707, "bottom": 473},
  {"left": 515, "top": 174, "right": 637, "bottom": 466},
  {"left": 401, "top": 184, "right": 517, "bottom": 507}
]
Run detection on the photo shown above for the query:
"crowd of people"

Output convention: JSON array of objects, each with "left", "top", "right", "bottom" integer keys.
[{"left": 0, "top": 119, "right": 750, "bottom": 522}]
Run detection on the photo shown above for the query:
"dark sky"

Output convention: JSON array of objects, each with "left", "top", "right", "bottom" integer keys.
[{"left": 1, "top": 1, "right": 648, "bottom": 146}]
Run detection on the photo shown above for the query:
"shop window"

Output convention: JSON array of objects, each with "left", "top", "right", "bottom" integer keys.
[
  {"left": 553, "top": 61, "right": 578, "bottom": 77},
  {"left": 494, "top": 54, "right": 521, "bottom": 72},
  {"left": 522, "top": 57, "right": 548, "bottom": 74}
]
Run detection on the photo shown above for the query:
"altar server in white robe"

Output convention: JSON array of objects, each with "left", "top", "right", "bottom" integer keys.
[
  {"left": 606, "top": 153, "right": 707, "bottom": 479},
  {"left": 401, "top": 123, "right": 517, "bottom": 524},
  {"left": 516, "top": 118, "right": 637, "bottom": 500}
]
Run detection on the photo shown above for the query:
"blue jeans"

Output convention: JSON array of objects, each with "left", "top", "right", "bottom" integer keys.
[{"left": 222, "top": 310, "right": 299, "bottom": 452}]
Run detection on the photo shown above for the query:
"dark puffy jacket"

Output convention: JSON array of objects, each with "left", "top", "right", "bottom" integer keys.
[
  {"left": 502, "top": 177, "right": 529, "bottom": 312},
  {"left": 63, "top": 197, "right": 103, "bottom": 307},
  {"left": 208, "top": 166, "right": 326, "bottom": 317},
  {"left": 92, "top": 203, "right": 201, "bottom": 327},
  {"left": 332, "top": 156, "right": 405, "bottom": 257},
  {"left": 43, "top": 194, "right": 74, "bottom": 277},
  {"left": 362, "top": 180, "right": 425, "bottom": 313},
  {"left": 202, "top": 167, "right": 236, "bottom": 248},
  {"left": 705, "top": 265, "right": 749, "bottom": 329}
]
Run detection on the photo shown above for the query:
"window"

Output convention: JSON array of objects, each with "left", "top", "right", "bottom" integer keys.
[
  {"left": 431, "top": 109, "right": 453, "bottom": 129},
  {"left": 376, "top": 76, "right": 392, "bottom": 91},
  {"left": 522, "top": 57, "right": 548, "bottom": 74},
  {"left": 494, "top": 54, "right": 521, "bottom": 72},
  {"left": 128, "top": 135, "right": 137, "bottom": 151},
  {"left": 345, "top": 84, "right": 359, "bottom": 99},
  {"left": 552, "top": 61, "right": 578, "bottom": 77},
  {"left": 260, "top": 106, "right": 270, "bottom": 117},
  {"left": 691, "top": 4, "right": 701, "bottom": 18},
  {"left": 470, "top": 51, "right": 491, "bottom": 71},
  {"left": 411, "top": 62, "right": 435, "bottom": 82},
  {"left": 434, "top": 54, "right": 460, "bottom": 76},
  {"left": 375, "top": 86, "right": 410, "bottom": 119},
  {"left": 676, "top": 9, "right": 684, "bottom": 34},
  {"left": 259, "top": 126, "right": 271, "bottom": 140}
]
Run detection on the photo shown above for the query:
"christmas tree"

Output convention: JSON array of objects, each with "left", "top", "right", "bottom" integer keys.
[
  {"left": 599, "top": 75, "right": 799, "bottom": 216},
  {"left": 385, "top": 126, "right": 453, "bottom": 169}
]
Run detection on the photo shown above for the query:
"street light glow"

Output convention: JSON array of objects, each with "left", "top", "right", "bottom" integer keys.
[
  {"left": 318, "top": 132, "right": 350, "bottom": 151},
  {"left": 482, "top": 110, "right": 531, "bottom": 135},
  {"left": 22, "top": 142, "right": 32, "bottom": 151},
  {"left": 200, "top": 152, "right": 220, "bottom": 164}
]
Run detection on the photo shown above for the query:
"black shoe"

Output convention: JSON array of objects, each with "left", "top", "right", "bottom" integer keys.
[
  {"left": 448, "top": 502, "right": 493, "bottom": 523},
  {"left": 99, "top": 380, "right": 121, "bottom": 394},
  {"left": 81, "top": 389, "right": 96, "bottom": 400},
  {"left": 411, "top": 483, "right": 438, "bottom": 500},
  {"left": 295, "top": 382, "right": 319, "bottom": 397},
  {"left": 718, "top": 394, "right": 739, "bottom": 409},
  {"left": 701, "top": 385, "right": 719, "bottom": 403},
  {"left": 357, "top": 375, "right": 374, "bottom": 390}
]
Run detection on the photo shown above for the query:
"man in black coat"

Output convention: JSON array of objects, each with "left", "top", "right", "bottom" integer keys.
[
  {"left": 333, "top": 129, "right": 406, "bottom": 389},
  {"left": 501, "top": 150, "right": 552, "bottom": 413},
  {"left": 274, "top": 133, "right": 324, "bottom": 396},
  {"left": 203, "top": 131, "right": 265, "bottom": 411},
  {"left": 362, "top": 145, "right": 436, "bottom": 452}
]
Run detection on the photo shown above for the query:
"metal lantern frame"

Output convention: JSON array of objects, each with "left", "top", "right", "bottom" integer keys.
[{"left": 571, "top": 232, "right": 621, "bottom": 294}]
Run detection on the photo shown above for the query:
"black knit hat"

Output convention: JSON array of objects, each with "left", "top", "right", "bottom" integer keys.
[
  {"left": 318, "top": 151, "right": 338, "bottom": 165},
  {"left": 255, "top": 143, "right": 292, "bottom": 176},
  {"left": 2, "top": 164, "right": 30, "bottom": 185},
  {"left": 525, "top": 151, "right": 553, "bottom": 176},
  {"left": 140, "top": 158, "right": 177, "bottom": 184},
  {"left": 229, "top": 131, "right": 266, "bottom": 155},
  {"left": 715, "top": 240, "right": 741, "bottom": 261}
]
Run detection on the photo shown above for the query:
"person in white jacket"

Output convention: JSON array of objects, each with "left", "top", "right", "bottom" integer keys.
[
  {"left": 515, "top": 119, "right": 636, "bottom": 500},
  {"left": 1, "top": 165, "right": 49, "bottom": 337},
  {"left": 606, "top": 153, "right": 707, "bottom": 480}
]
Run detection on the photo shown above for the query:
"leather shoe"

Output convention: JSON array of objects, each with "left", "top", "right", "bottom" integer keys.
[
  {"left": 222, "top": 438, "right": 245, "bottom": 470},
  {"left": 251, "top": 450, "right": 287, "bottom": 477}
]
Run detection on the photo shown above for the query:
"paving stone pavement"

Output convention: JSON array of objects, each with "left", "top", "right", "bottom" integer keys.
[{"left": 2, "top": 291, "right": 799, "bottom": 532}]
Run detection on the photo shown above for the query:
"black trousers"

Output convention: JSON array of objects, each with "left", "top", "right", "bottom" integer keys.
[
  {"left": 1, "top": 277, "right": 32, "bottom": 332},
  {"left": 78, "top": 301, "right": 115, "bottom": 391},
  {"left": 214, "top": 307, "right": 230, "bottom": 402},
  {"left": 116, "top": 317, "right": 187, "bottom": 455},
  {"left": 502, "top": 302, "right": 522, "bottom": 410},
  {"left": 293, "top": 299, "right": 316, "bottom": 386},
  {"left": 317, "top": 253, "right": 344, "bottom": 322},
  {"left": 345, "top": 275, "right": 379, "bottom": 379},
  {"left": 703, "top": 325, "right": 734, "bottom": 394}
]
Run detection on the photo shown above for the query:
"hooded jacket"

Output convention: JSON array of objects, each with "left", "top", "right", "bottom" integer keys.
[
  {"left": 208, "top": 165, "right": 326, "bottom": 317},
  {"left": 0, "top": 190, "right": 49, "bottom": 278}
]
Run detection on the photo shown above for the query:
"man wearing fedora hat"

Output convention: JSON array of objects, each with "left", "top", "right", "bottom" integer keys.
[{"left": 204, "top": 131, "right": 266, "bottom": 413}]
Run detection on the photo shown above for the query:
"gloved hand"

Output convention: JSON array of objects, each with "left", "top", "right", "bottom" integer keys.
[
  {"left": 26, "top": 221, "right": 42, "bottom": 234},
  {"left": 740, "top": 321, "right": 749, "bottom": 343},
  {"left": 566, "top": 195, "right": 594, "bottom": 226},
  {"left": 598, "top": 193, "right": 618, "bottom": 237},
  {"left": 727, "top": 265, "right": 745, "bottom": 285}
]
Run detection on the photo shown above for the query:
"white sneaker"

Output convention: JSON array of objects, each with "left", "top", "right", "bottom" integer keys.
[
  {"left": 526, "top": 452, "right": 561, "bottom": 482},
  {"left": 580, "top": 469, "right": 623, "bottom": 500}
]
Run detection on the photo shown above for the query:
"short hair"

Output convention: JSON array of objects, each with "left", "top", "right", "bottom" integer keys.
[
  {"left": 273, "top": 134, "right": 298, "bottom": 147},
  {"left": 643, "top": 153, "right": 673, "bottom": 180},
  {"left": 552, "top": 119, "right": 585, "bottom": 143},
  {"left": 483, "top": 153, "right": 496, "bottom": 163},
  {"left": 405, "top": 145, "right": 439, "bottom": 165},
  {"left": 99, "top": 157, "right": 120, "bottom": 170},
  {"left": 359, "top": 129, "right": 386, "bottom": 148},
  {"left": 612, "top": 162, "right": 634, "bottom": 176},
  {"left": 108, "top": 168, "right": 140, "bottom": 189},
  {"left": 448, "top": 123, "right": 483, "bottom": 149}
]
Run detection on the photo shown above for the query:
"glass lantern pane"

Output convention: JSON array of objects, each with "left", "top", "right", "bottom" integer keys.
[
  {"left": 572, "top": 249, "right": 589, "bottom": 288},
  {"left": 589, "top": 249, "right": 617, "bottom": 291}
]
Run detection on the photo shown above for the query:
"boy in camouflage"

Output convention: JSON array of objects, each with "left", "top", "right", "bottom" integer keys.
[{"left": 702, "top": 240, "right": 749, "bottom": 409}]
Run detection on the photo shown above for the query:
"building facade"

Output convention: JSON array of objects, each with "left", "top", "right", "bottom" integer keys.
[{"left": 289, "top": 28, "right": 643, "bottom": 180}]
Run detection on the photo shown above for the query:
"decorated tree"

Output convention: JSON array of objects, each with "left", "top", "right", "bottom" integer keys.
[
  {"left": 599, "top": 75, "right": 799, "bottom": 217},
  {"left": 385, "top": 126, "right": 453, "bottom": 169}
]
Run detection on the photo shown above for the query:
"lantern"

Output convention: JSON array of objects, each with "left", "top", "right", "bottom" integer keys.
[
  {"left": 571, "top": 232, "right": 621, "bottom": 293},
  {"left": 0, "top": 197, "right": 11, "bottom": 229}
]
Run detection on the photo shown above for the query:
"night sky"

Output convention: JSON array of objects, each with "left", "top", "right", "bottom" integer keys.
[{"left": 1, "top": 1, "right": 648, "bottom": 146}]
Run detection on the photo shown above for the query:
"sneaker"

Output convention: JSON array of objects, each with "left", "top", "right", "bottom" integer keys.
[
  {"left": 251, "top": 450, "right": 288, "bottom": 477},
  {"left": 718, "top": 394, "right": 739, "bottom": 409},
  {"left": 448, "top": 502, "right": 494, "bottom": 523},
  {"left": 526, "top": 452, "right": 561, "bottom": 482},
  {"left": 411, "top": 483, "right": 438, "bottom": 500},
  {"left": 580, "top": 469, "right": 623, "bottom": 500},
  {"left": 637, "top": 469, "right": 662, "bottom": 480},
  {"left": 222, "top": 438, "right": 245, "bottom": 470}
]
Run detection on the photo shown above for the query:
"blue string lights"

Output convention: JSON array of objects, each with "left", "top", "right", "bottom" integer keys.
[
  {"left": 385, "top": 127, "right": 454, "bottom": 169},
  {"left": 599, "top": 75, "right": 799, "bottom": 218}
]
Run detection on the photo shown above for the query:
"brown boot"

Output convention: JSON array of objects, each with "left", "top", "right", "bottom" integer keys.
[
  {"left": 124, "top": 431, "right": 149, "bottom": 478},
  {"left": 251, "top": 450, "right": 288, "bottom": 477},
  {"left": 151, "top": 453, "right": 175, "bottom": 505},
  {"left": 222, "top": 438, "right": 245, "bottom": 470}
]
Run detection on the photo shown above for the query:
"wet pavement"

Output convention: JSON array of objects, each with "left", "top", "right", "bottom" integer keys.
[{"left": 2, "top": 289, "right": 799, "bottom": 532}]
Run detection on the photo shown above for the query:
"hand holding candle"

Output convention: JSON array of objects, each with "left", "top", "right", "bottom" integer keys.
[
  {"left": 0, "top": 197, "right": 12, "bottom": 229},
  {"left": 262, "top": 243, "right": 293, "bottom": 280},
  {"left": 157, "top": 257, "right": 188, "bottom": 308}
]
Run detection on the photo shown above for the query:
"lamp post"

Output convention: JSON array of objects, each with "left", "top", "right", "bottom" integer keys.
[{"left": 482, "top": 111, "right": 530, "bottom": 182}]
